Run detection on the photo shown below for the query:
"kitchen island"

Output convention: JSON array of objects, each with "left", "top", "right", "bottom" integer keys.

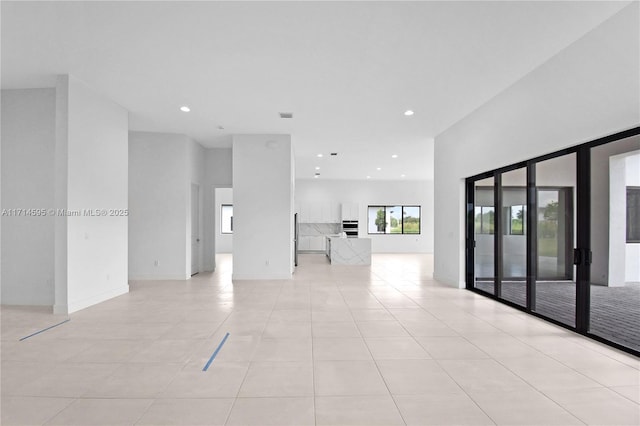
[{"left": 326, "top": 236, "right": 372, "bottom": 265}]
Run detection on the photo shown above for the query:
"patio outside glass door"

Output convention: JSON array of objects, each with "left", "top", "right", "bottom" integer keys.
[
  {"left": 589, "top": 135, "right": 640, "bottom": 352},
  {"left": 533, "top": 154, "right": 576, "bottom": 327}
]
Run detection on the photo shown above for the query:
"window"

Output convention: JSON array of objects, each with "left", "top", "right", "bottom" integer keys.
[
  {"left": 367, "top": 205, "right": 420, "bottom": 234},
  {"left": 221, "top": 204, "right": 233, "bottom": 234},
  {"left": 474, "top": 206, "right": 494, "bottom": 234},
  {"left": 509, "top": 205, "right": 525, "bottom": 235},
  {"left": 627, "top": 187, "right": 640, "bottom": 243}
]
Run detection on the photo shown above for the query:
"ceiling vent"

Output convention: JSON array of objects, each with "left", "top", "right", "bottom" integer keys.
[
  {"left": 279, "top": 112, "right": 293, "bottom": 119},
  {"left": 330, "top": 152, "right": 338, "bottom": 156}
]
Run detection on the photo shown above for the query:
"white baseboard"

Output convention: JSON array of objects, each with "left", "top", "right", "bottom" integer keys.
[
  {"left": 128, "top": 274, "right": 190, "bottom": 281},
  {"left": 67, "top": 285, "right": 129, "bottom": 313},
  {"left": 232, "top": 273, "right": 293, "bottom": 280},
  {"left": 433, "top": 272, "right": 465, "bottom": 288},
  {"left": 53, "top": 304, "right": 68, "bottom": 315}
]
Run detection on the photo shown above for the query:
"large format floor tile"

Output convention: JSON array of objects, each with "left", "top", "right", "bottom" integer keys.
[
  {"left": 365, "top": 337, "right": 430, "bottom": 359},
  {"left": 1, "top": 253, "right": 637, "bottom": 425},
  {"left": 393, "top": 393, "right": 495, "bottom": 426},
  {"left": 543, "top": 387, "right": 640, "bottom": 425},
  {"left": 135, "top": 398, "right": 234, "bottom": 426},
  {"left": 468, "top": 389, "right": 583, "bottom": 425},
  {"left": 0, "top": 397, "right": 74, "bottom": 426},
  {"left": 225, "top": 397, "right": 315, "bottom": 426},
  {"left": 312, "top": 337, "right": 373, "bottom": 360},
  {"left": 46, "top": 398, "right": 153, "bottom": 425},
  {"left": 376, "top": 359, "right": 462, "bottom": 395},
  {"left": 238, "top": 361, "right": 314, "bottom": 397},
  {"left": 314, "top": 360, "right": 389, "bottom": 396},
  {"left": 315, "top": 395, "right": 405, "bottom": 425}
]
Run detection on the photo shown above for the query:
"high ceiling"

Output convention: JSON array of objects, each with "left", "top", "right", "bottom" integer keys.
[{"left": 1, "top": 1, "right": 630, "bottom": 180}]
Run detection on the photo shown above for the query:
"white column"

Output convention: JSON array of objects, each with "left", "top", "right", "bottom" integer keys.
[{"left": 232, "top": 135, "right": 294, "bottom": 280}]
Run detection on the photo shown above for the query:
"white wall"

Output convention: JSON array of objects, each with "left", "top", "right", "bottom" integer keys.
[
  {"left": 129, "top": 132, "right": 189, "bottom": 280},
  {"left": 215, "top": 188, "right": 233, "bottom": 253},
  {"left": 295, "top": 179, "right": 433, "bottom": 253},
  {"left": 54, "top": 77, "right": 69, "bottom": 312},
  {"left": 188, "top": 140, "right": 205, "bottom": 274},
  {"left": 233, "top": 135, "right": 293, "bottom": 280},
  {"left": 607, "top": 146, "right": 640, "bottom": 285},
  {"left": 206, "top": 148, "right": 233, "bottom": 187},
  {"left": 63, "top": 76, "right": 129, "bottom": 313},
  {"left": 1, "top": 77, "right": 129, "bottom": 313},
  {"left": 434, "top": 4, "right": 639, "bottom": 287},
  {"left": 1, "top": 89, "right": 56, "bottom": 306}
]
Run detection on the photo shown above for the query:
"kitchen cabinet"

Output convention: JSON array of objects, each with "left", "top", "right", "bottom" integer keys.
[
  {"left": 309, "top": 235, "right": 326, "bottom": 251},
  {"left": 297, "top": 201, "right": 340, "bottom": 223},
  {"left": 297, "top": 235, "right": 327, "bottom": 252},
  {"left": 341, "top": 202, "right": 359, "bottom": 221},
  {"left": 298, "top": 203, "right": 309, "bottom": 223},
  {"left": 325, "top": 202, "right": 340, "bottom": 223},
  {"left": 298, "top": 236, "right": 310, "bottom": 251}
]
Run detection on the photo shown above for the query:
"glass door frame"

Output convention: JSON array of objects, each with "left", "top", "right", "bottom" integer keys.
[{"left": 465, "top": 126, "right": 640, "bottom": 357}]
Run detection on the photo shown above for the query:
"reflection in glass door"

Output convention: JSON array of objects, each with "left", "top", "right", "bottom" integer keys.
[
  {"left": 590, "top": 135, "right": 640, "bottom": 352},
  {"left": 533, "top": 154, "right": 576, "bottom": 326},
  {"left": 536, "top": 189, "right": 573, "bottom": 280},
  {"left": 474, "top": 177, "right": 495, "bottom": 295},
  {"left": 500, "top": 168, "right": 527, "bottom": 307}
]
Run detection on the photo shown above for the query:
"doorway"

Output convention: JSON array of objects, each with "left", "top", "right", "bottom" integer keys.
[
  {"left": 191, "top": 183, "right": 200, "bottom": 276},
  {"left": 215, "top": 187, "right": 233, "bottom": 255}
]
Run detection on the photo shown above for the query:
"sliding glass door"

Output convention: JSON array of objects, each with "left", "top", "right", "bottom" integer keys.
[
  {"left": 465, "top": 127, "right": 640, "bottom": 356},
  {"left": 533, "top": 154, "right": 576, "bottom": 326},
  {"left": 589, "top": 135, "right": 640, "bottom": 351},
  {"left": 500, "top": 168, "right": 527, "bottom": 307},
  {"left": 473, "top": 177, "right": 495, "bottom": 295}
]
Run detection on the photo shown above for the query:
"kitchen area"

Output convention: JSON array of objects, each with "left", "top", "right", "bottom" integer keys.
[{"left": 296, "top": 201, "right": 371, "bottom": 265}]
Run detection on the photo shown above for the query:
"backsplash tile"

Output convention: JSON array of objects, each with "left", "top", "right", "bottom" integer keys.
[{"left": 299, "top": 223, "right": 341, "bottom": 236}]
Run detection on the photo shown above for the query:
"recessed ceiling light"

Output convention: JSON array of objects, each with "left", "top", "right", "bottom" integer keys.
[
  {"left": 401, "top": 174, "right": 406, "bottom": 178},
  {"left": 376, "top": 167, "right": 382, "bottom": 171},
  {"left": 317, "top": 154, "right": 323, "bottom": 158},
  {"left": 315, "top": 166, "right": 320, "bottom": 170},
  {"left": 314, "top": 175, "right": 319, "bottom": 178},
  {"left": 404, "top": 110, "right": 414, "bottom": 116},
  {"left": 180, "top": 106, "right": 191, "bottom": 112},
  {"left": 391, "top": 154, "right": 398, "bottom": 158},
  {"left": 366, "top": 176, "right": 371, "bottom": 179}
]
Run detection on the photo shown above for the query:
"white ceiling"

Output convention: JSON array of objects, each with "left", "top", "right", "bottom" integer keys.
[{"left": 1, "top": 1, "right": 630, "bottom": 180}]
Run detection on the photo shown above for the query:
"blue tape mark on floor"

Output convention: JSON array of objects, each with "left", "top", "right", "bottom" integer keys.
[
  {"left": 19, "top": 319, "right": 70, "bottom": 341},
  {"left": 203, "top": 332, "right": 230, "bottom": 372}
]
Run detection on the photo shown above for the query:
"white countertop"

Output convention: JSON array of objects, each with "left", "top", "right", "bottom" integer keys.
[{"left": 327, "top": 237, "right": 371, "bottom": 265}]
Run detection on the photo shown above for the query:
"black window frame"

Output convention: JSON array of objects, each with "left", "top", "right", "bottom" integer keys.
[
  {"left": 475, "top": 206, "right": 495, "bottom": 235},
  {"left": 464, "top": 125, "right": 640, "bottom": 358},
  {"left": 367, "top": 205, "right": 421, "bottom": 235},
  {"left": 508, "top": 205, "right": 526, "bottom": 235}
]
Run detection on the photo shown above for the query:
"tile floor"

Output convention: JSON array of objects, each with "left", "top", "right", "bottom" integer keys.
[
  {"left": 1, "top": 253, "right": 639, "bottom": 425},
  {"left": 474, "top": 280, "right": 640, "bottom": 351}
]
